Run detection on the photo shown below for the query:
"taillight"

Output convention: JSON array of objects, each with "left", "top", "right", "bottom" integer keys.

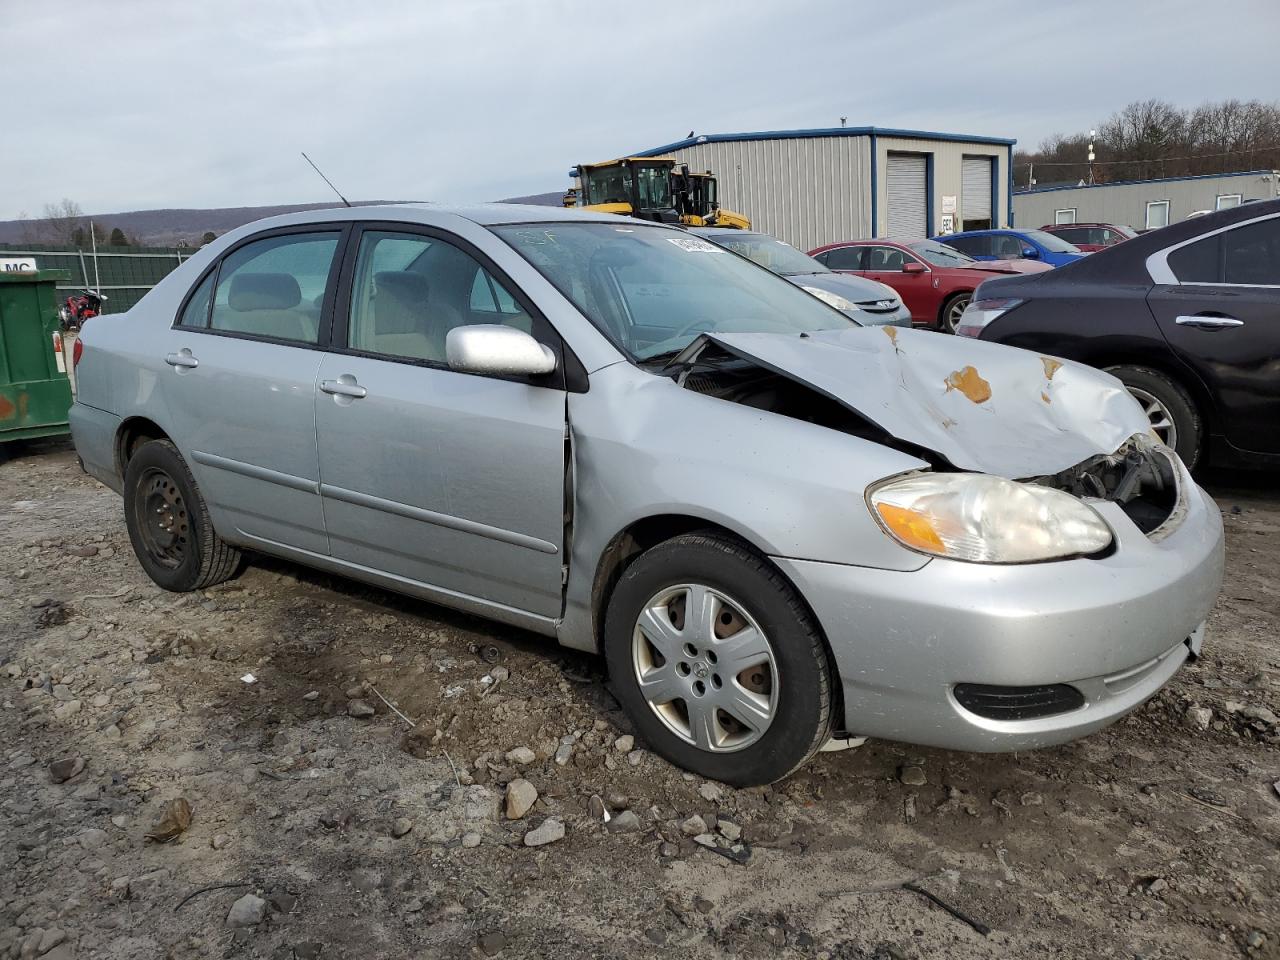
[
  {"left": 955, "top": 298, "right": 1024, "bottom": 339},
  {"left": 72, "top": 337, "right": 84, "bottom": 369}
]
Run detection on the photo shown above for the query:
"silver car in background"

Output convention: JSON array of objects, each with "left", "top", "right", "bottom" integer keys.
[
  {"left": 694, "top": 227, "right": 912, "bottom": 327},
  {"left": 70, "top": 204, "right": 1224, "bottom": 786}
]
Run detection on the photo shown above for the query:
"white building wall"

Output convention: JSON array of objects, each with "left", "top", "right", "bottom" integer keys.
[
  {"left": 874, "top": 137, "right": 1009, "bottom": 239},
  {"left": 1014, "top": 171, "right": 1280, "bottom": 231}
]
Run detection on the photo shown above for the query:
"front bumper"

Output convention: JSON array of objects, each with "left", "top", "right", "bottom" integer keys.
[{"left": 773, "top": 478, "right": 1224, "bottom": 752}]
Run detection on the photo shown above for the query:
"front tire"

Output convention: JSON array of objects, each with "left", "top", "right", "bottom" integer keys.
[
  {"left": 1106, "top": 365, "right": 1203, "bottom": 468},
  {"left": 603, "top": 532, "right": 833, "bottom": 786},
  {"left": 939, "top": 292, "right": 971, "bottom": 333},
  {"left": 123, "top": 439, "right": 241, "bottom": 591}
]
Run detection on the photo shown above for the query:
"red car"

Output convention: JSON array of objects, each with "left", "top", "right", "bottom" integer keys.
[
  {"left": 1038, "top": 222, "right": 1137, "bottom": 252},
  {"left": 807, "top": 239, "right": 1051, "bottom": 333}
]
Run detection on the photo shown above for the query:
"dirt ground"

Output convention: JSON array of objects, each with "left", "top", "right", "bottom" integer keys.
[{"left": 1, "top": 440, "right": 1277, "bottom": 960}]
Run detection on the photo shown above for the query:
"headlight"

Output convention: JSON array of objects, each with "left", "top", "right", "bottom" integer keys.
[
  {"left": 800, "top": 285, "right": 857, "bottom": 311},
  {"left": 955, "top": 297, "right": 1023, "bottom": 338},
  {"left": 869, "top": 473, "right": 1113, "bottom": 563}
]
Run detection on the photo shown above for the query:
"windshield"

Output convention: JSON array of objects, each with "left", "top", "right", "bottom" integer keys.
[
  {"left": 709, "top": 234, "right": 829, "bottom": 276},
  {"left": 633, "top": 164, "right": 673, "bottom": 211},
  {"left": 1022, "top": 230, "right": 1082, "bottom": 253},
  {"left": 908, "top": 239, "right": 976, "bottom": 266},
  {"left": 581, "top": 166, "right": 629, "bottom": 205},
  {"left": 494, "top": 223, "right": 857, "bottom": 362}
]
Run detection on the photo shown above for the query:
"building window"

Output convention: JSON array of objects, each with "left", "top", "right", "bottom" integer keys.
[
  {"left": 1216, "top": 194, "right": 1242, "bottom": 211},
  {"left": 1054, "top": 208, "right": 1077, "bottom": 224},
  {"left": 1146, "top": 200, "right": 1171, "bottom": 230}
]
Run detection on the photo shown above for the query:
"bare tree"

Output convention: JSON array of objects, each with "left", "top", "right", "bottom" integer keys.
[{"left": 38, "top": 199, "right": 88, "bottom": 245}]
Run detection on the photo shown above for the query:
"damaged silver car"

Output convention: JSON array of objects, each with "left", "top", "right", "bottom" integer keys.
[{"left": 69, "top": 204, "right": 1225, "bottom": 786}]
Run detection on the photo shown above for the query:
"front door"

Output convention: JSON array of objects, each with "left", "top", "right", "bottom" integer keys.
[
  {"left": 1147, "top": 211, "right": 1280, "bottom": 455},
  {"left": 314, "top": 226, "right": 567, "bottom": 617},
  {"left": 860, "top": 245, "right": 933, "bottom": 320},
  {"left": 162, "top": 228, "right": 344, "bottom": 555}
]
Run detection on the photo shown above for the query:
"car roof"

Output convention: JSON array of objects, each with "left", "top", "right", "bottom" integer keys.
[
  {"left": 689, "top": 227, "right": 769, "bottom": 239},
  {"left": 1041, "top": 222, "right": 1124, "bottom": 229},
  {"left": 220, "top": 202, "right": 643, "bottom": 235}
]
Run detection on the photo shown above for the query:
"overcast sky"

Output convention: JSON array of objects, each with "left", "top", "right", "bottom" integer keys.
[{"left": 2, "top": 0, "right": 1277, "bottom": 219}]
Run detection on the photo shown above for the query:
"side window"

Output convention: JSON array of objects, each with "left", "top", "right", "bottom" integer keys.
[
  {"left": 995, "top": 235, "right": 1026, "bottom": 258},
  {"left": 209, "top": 232, "right": 339, "bottom": 344},
  {"left": 347, "top": 230, "right": 534, "bottom": 363},
  {"left": 1223, "top": 217, "right": 1280, "bottom": 285},
  {"left": 868, "top": 246, "right": 905, "bottom": 270},
  {"left": 947, "top": 236, "right": 985, "bottom": 257},
  {"left": 178, "top": 271, "right": 216, "bottom": 328},
  {"left": 1168, "top": 236, "right": 1220, "bottom": 283},
  {"left": 823, "top": 246, "right": 863, "bottom": 270}
]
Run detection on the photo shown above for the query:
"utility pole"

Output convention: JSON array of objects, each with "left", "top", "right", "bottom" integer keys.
[{"left": 1087, "top": 130, "right": 1096, "bottom": 185}]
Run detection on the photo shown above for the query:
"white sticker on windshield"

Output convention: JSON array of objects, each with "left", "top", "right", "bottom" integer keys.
[{"left": 667, "top": 237, "right": 726, "bottom": 253}]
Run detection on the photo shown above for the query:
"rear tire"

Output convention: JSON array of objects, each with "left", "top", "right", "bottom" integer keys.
[
  {"left": 123, "top": 439, "right": 241, "bottom": 591},
  {"left": 603, "top": 532, "right": 833, "bottom": 786},
  {"left": 939, "top": 292, "right": 972, "bottom": 333},
  {"left": 1106, "top": 365, "right": 1203, "bottom": 468}
]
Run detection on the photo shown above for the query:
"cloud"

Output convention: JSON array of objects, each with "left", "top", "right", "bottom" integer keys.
[{"left": 1, "top": 0, "right": 1276, "bottom": 218}]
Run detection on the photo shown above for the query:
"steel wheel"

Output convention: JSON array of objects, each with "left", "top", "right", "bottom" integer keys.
[
  {"left": 133, "top": 467, "right": 190, "bottom": 570},
  {"left": 942, "top": 293, "right": 971, "bottom": 333},
  {"left": 1126, "top": 385, "right": 1178, "bottom": 451},
  {"left": 631, "top": 583, "right": 778, "bottom": 753}
]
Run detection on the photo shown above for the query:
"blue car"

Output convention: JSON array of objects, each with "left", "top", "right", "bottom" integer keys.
[{"left": 932, "top": 228, "right": 1086, "bottom": 268}]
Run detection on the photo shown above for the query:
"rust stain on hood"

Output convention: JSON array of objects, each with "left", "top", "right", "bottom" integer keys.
[
  {"left": 702, "top": 328, "right": 1151, "bottom": 478},
  {"left": 943, "top": 366, "right": 992, "bottom": 404}
]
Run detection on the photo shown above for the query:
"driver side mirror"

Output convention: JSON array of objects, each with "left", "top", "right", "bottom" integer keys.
[
  {"left": 902, "top": 261, "right": 927, "bottom": 274},
  {"left": 1021, "top": 247, "right": 1040, "bottom": 259},
  {"left": 446, "top": 325, "right": 557, "bottom": 377}
]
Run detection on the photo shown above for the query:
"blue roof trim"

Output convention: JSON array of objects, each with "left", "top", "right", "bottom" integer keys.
[
  {"left": 633, "top": 126, "right": 1016, "bottom": 156},
  {"left": 1016, "top": 169, "right": 1278, "bottom": 195}
]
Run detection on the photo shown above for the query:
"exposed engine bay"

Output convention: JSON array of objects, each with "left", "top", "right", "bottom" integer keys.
[
  {"left": 669, "top": 344, "right": 1182, "bottom": 538},
  {"left": 1030, "top": 436, "right": 1181, "bottom": 536}
]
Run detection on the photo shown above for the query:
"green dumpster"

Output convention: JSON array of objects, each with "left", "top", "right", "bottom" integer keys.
[{"left": 0, "top": 269, "right": 74, "bottom": 443}]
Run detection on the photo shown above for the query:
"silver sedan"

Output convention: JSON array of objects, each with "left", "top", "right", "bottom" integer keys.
[{"left": 69, "top": 204, "right": 1224, "bottom": 786}]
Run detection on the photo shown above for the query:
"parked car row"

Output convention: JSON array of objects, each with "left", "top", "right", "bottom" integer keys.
[
  {"left": 69, "top": 201, "right": 1227, "bottom": 785},
  {"left": 957, "top": 198, "right": 1280, "bottom": 470}
]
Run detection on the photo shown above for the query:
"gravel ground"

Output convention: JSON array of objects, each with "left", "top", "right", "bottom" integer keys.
[{"left": 1, "top": 440, "right": 1277, "bottom": 960}]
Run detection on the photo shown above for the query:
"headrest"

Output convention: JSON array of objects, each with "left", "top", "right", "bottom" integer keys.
[
  {"left": 374, "top": 271, "right": 431, "bottom": 335},
  {"left": 228, "top": 272, "right": 302, "bottom": 311}
]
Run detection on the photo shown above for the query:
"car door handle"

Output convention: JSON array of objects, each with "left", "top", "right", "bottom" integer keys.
[
  {"left": 320, "top": 379, "right": 367, "bottom": 399},
  {"left": 1175, "top": 315, "right": 1244, "bottom": 329},
  {"left": 164, "top": 351, "right": 199, "bottom": 368}
]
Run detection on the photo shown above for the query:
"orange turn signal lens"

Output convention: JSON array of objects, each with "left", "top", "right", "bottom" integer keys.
[{"left": 874, "top": 503, "right": 946, "bottom": 554}]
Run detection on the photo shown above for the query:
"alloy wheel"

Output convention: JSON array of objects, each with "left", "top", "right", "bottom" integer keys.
[
  {"left": 944, "top": 295, "right": 971, "bottom": 333},
  {"left": 1126, "top": 386, "right": 1179, "bottom": 451},
  {"left": 631, "top": 583, "right": 779, "bottom": 752}
]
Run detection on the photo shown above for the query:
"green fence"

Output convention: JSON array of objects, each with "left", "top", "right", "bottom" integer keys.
[{"left": 0, "top": 243, "right": 195, "bottom": 314}]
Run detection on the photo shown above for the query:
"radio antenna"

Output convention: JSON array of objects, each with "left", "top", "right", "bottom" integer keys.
[{"left": 301, "top": 152, "right": 351, "bottom": 207}]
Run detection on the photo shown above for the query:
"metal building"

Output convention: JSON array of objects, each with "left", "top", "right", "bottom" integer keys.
[
  {"left": 630, "top": 127, "right": 1016, "bottom": 252},
  {"left": 1013, "top": 170, "right": 1280, "bottom": 232}
]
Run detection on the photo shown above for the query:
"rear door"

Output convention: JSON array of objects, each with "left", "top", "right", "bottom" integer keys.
[
  {"left": 1146, "top": 210, "right": 1280, "bottom": 454},
  {"left": 313, "top": 224, "right": 568, "bottom": 618},
  {"left": 945, "top": 235, "right": 993, "bottom": 260},
  {"left": 162, "top": 227, "right": 345, "bottom": 555}
]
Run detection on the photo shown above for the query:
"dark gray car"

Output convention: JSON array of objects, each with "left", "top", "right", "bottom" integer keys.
[{"left": 695, "top": 228, "right": 911, "bottom": 327}]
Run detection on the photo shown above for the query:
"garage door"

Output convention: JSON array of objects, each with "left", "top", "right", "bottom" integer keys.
[
  {"left": 886, "top": 154, "right": 927, "bottom": 239},
  {"left": 962, "top": 156, "right": 993, "bottom": 230}
]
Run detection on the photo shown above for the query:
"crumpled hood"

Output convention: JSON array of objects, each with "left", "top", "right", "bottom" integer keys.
[{"left": 703, "top": 327, "right": 1151, "bottom": 478}]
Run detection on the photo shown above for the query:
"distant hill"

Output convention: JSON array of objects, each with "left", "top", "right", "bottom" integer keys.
[{"left": 0, "top": 192, "right": 565, "bottom": 247}]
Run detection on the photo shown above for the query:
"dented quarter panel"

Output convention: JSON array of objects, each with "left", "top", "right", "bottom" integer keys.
[
  {"left": 557, "top": 360, "right": 933, "bottom": 651},
  {"left": 706, "top": 326, "right": 1153, "bottom": 478}
]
